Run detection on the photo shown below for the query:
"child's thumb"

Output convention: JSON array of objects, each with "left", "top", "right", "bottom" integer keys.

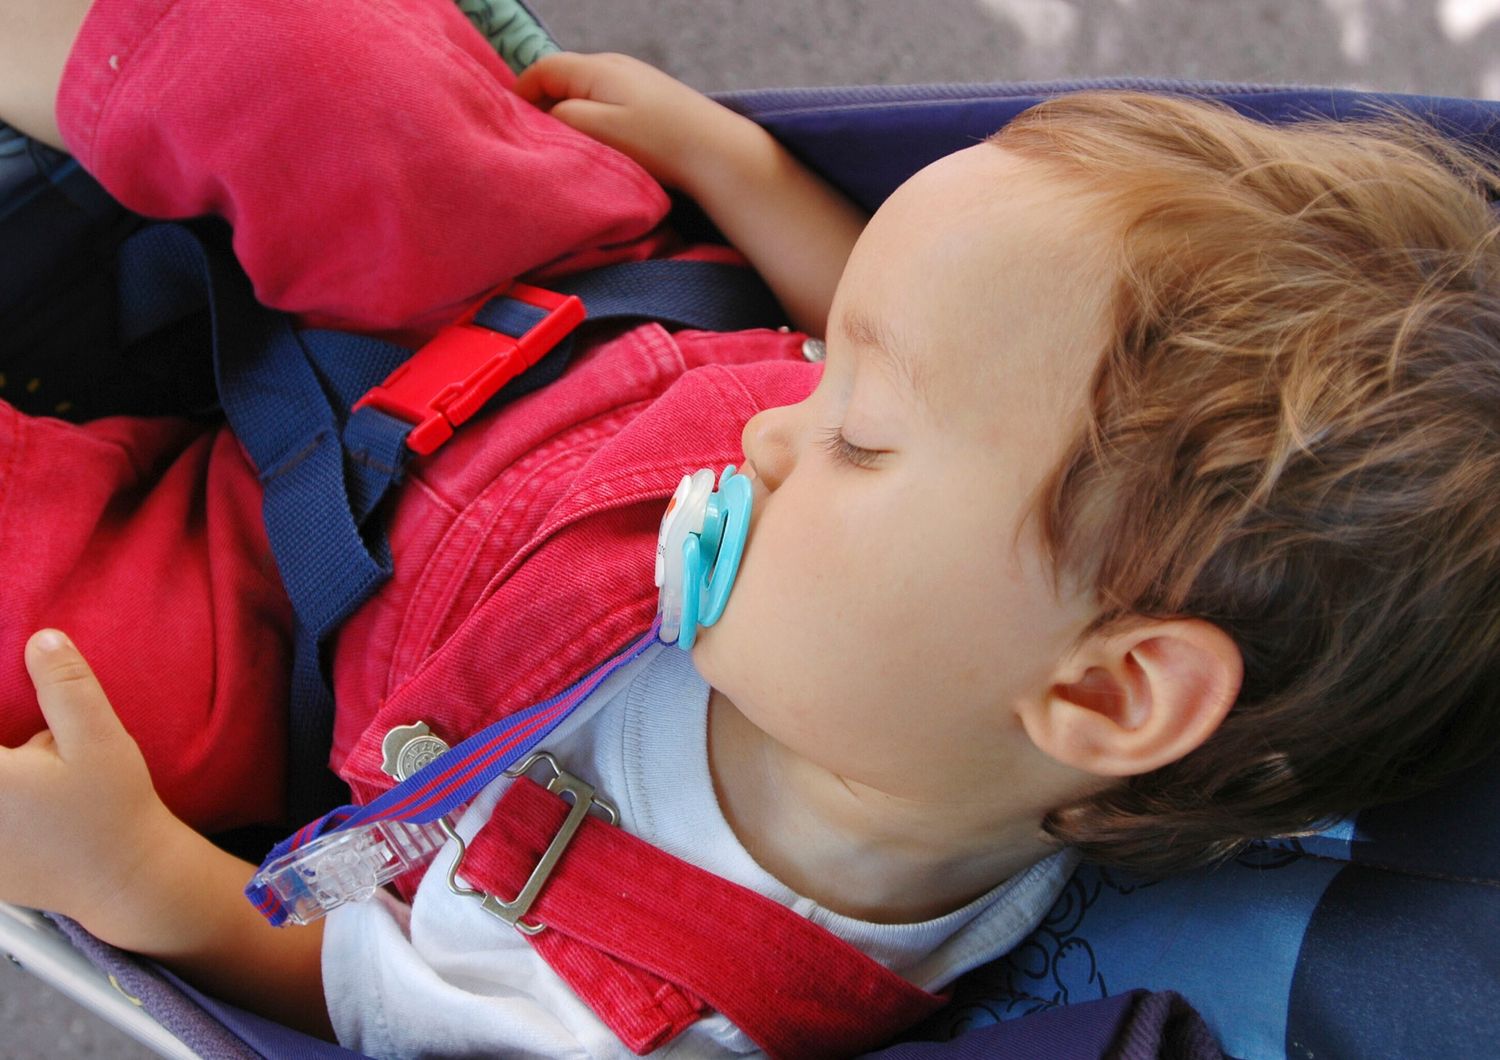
[{"left": 23, "top": 630, "right": 126, "bottom": 758}]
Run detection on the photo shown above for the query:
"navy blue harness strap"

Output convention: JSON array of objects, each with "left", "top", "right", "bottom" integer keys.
[
  {"left": 113, "top": 221, "right": 398, "bottom": 815},
  {"left": 548, "top": 258, "right": 787, "bottom": 333},
  {"left": 115, "top": 220, "right": 786, "bottom": 820}
]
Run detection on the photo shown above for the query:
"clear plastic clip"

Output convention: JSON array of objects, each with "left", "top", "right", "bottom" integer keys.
[
  {"left": 250, "top": 817, "right": 452, "bottom": 926},
  {"left": 249, "top": 720, "right": 458, "bottom": 925}
]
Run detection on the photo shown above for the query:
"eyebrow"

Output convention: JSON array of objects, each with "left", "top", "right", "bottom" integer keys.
[{"left": 836, "top": 306, "right": 932, "bottom": 410}]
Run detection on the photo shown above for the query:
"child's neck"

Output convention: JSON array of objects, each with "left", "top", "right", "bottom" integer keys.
[{"left": 706, "top": 688, "right": 1057, "bottom": 924}]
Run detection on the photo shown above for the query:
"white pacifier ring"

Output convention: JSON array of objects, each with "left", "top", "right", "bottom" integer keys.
[{"left": 655, "top": 465, "right": 752, "bottom": 650}]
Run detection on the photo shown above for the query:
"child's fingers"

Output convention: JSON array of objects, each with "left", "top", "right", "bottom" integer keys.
[
  {"left": 512, "top": 51, "right": 584, "bottom": 108},
  {"left": 547, "top": 97, "right": 624, "bottom": 141},
  {"left": 20, "top": 729, "right": 56, "bottom": 752},
  {"left": 513, "top": 51, "right": 627, "bottom": 110},
  {"left": 0, "top": 728, "right": 55, "bottom": 772},
  {"left": 23, "top": 630, "right": 126, "bottom": 759}
]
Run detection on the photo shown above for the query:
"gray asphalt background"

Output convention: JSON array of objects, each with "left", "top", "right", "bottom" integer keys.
[{"left": 4, "top": 0, "right": 1498, "bottom": 1056}]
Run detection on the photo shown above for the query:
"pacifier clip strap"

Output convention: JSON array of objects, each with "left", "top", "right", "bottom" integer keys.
[
  {"left": 246, "top": 618, "right": 662, "bottom": 926},
  {"left": 462, "top": 778, "right": 949, "bottom": 1059}
]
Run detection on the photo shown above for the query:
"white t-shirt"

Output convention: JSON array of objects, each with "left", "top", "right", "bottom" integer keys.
[{"left": 322, "top": 644, "right": 1077, "bottom": 1058}]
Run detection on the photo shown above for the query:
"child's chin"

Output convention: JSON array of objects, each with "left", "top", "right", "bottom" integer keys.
[
  {"left": 688, "top": 629, "right": 717, "bottom": 672},
  {"left": 688, "top": 623, "right": 731, "bottom": 683}
]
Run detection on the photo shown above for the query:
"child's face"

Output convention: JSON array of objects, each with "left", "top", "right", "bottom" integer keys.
[{"left": 693, "top": 145, "right": 1119, "bottom": 803}]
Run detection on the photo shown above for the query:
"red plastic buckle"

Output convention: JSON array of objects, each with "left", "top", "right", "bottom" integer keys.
[{"left": 354, "top": 282, "right": 585, "bottom": 455}]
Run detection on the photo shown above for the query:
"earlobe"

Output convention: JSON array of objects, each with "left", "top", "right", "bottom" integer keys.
[{"left": 1026, "top": 620, "right": 1243, "bottom": 778}]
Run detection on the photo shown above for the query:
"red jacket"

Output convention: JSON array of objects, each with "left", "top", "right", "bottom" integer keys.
[
  {"left": 0, "top": 0, "right": 819, "bottom": 830},
  {"left": 329, "top": 322, "right": 817, "bottom": 808}
]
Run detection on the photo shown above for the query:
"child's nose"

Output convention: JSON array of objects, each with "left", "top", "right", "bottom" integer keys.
[{"left": 741, "top": 405, "right": 799, "bottom": 491}]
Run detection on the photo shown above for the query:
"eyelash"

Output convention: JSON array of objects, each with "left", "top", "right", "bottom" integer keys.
[{"left": 818, "top": 426, "right": 883, "bottom": 469}]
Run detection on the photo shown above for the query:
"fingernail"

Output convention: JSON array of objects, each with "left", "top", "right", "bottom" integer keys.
[{"left": 35, "top": 630, "right": 69, "bottom": 653}]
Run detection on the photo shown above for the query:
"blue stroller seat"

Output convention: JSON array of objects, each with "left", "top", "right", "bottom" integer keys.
[{"left": 2, "top": 2, "right": 1498, "bottom": 1056}]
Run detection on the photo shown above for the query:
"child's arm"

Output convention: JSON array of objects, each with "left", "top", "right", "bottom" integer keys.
[
  {"left": 0, "top": 0, "right": 672, "bottom": 335},
  {"left": 0, "top": 0, "right": 91, "bottom": 149},
  {"left": 0, "top": 631, "right": 334, "bottom": 1040},
  {"left": 515, "top": 53, "right": 868, "bottom": 338}
]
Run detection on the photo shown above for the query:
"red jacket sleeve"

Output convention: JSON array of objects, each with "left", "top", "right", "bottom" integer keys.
[{"left": 55, "top": 0, "right": 670, "bottom": 333}]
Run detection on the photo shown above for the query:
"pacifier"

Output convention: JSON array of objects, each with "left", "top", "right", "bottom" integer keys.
[{"left": 655, "top": 465, "right": 752, "bottom": 650}]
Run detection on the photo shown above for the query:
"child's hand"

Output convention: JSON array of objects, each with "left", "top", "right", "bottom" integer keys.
[
  {"left": 514, "top": 52, "right": 756, "bottom": 192},
  {"left": 0, "top": 631, "right": 177, "bottom": 920},
  {"left": 2, "top": 631, "right": 332, "bottom": 1035},
  {"left": 518, "top": 50, "right": 866, "bottom": 339}
]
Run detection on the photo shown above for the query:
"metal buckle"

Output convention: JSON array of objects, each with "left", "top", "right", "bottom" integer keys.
[{"left": 445, "top": 751, "right": 617, "bottom": 935}]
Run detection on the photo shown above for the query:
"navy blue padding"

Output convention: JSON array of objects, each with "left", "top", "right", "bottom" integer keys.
[
  {"left": 0, "top": 139, "right": 203, "bottom": 422},
  {"left": 865, "top": 991, "right": 1136, "bottom": 1059},
  {"left": 0, "top": 154, "right": 124, "bottom": 313},
  {"left": 1285, "top": 865, "right": 1500, "bottom": 1057},
  {"left": 1353, "top": 755, "right": 1500, "bottom": 883},
  {"left": 718, "top": 81, "right": 1500, "bottom": 212},
  {"left": 159, "top": 965, "right": 369, "bottom": 1059}
]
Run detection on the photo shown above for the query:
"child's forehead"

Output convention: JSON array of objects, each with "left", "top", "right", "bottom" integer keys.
[
  {"left": 840, "top": 145, "right": 1117, "bottom": 423},
  {"left": 857, "top": 146, "right": 1114, "bottom": 311},
  {"left": 878, "top": 142, "right": 1098, "bottom": 237},
  {"left": 887, "top": 143, "right": 1037, "bottom": 207}
]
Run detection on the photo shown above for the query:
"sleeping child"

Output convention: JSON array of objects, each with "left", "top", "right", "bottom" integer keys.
[{"left": 1, "top": 0, "right": 1499, "bottom": 1054}]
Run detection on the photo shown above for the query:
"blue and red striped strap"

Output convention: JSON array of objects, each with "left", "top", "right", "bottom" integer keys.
[{"left": 247, "top": 617, "right": 661, "bottom": 926}]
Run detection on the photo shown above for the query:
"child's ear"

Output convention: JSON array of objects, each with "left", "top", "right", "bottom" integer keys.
[{"left": 1020, "top": 619, "right": 1243, "bottom": 778}]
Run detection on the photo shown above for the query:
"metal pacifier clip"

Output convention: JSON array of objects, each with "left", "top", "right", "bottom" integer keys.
[
  {"left": 379, "top": 726, "right": 618, "bottom": 936},
  {"left": 655, "top": 465, "right": 753, "bottom": 650},
  {"left": 249, "top": 721, "right": 625, "bottom": 931}
]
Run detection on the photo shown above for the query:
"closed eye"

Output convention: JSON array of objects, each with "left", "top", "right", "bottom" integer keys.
[{"left": 819, "top": 426, "right": 883, "bottom": 469}]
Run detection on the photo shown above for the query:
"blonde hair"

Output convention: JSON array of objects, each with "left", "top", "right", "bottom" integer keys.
[{"left": 993, "top": 93, "right": 1500, "bottom": 873}]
